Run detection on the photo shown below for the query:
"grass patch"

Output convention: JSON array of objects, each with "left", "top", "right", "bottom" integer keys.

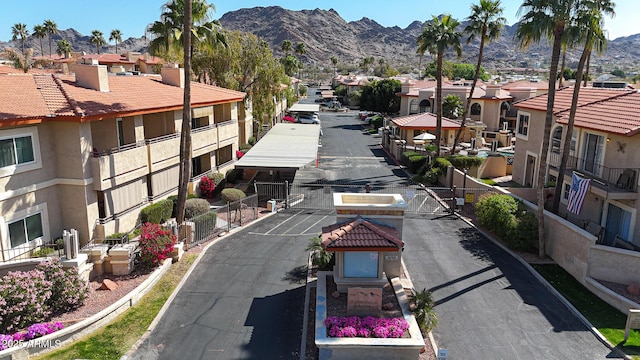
[
  {"left": 35, "top": 254, "right": 198, "bottom": 360},
  {"left": 533, "top": 264, "right": 640, "bottom": 358},
  {"left": 480, "top": 178, "right": 497, "bottom": 186}
]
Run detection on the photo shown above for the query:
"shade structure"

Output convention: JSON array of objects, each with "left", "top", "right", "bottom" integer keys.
[{"left": 413, "top": 132, "right": 436, "bottom": 141}]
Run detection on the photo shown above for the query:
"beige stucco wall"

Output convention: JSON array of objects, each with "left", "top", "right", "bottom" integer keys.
[
  {"left": 143, "top": 112, "right": 175, "bottom": 139},
  {"left": 90, "top": 118, "right": 119, "bottom": 151},
  {"left": 588, "top": 245, "right": 640, "bottom": 285},
  {"left": 512, "top": 109, "right": 547, "bottom": 186},
  {"left": 0, "top": 125, "right": 53, "bottom": 191}
]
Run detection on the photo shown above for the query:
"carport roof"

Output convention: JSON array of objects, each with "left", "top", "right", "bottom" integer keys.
[
  {"left": 234, "top": 123, "right": 320, "bottom": 170},
  {"left": 288, "top": 103, "right": 320, "bottom": 113}
]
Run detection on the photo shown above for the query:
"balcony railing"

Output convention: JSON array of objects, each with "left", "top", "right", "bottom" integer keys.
[
  {"left": 92, "top": 140, "right": 146, "bottom": 158},
  {"left": 549, "top": 153, "right": 638, "bottom": 192}
]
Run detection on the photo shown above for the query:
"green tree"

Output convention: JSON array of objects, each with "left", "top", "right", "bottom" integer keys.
[
  {"left": 110, "top": 29, "right": 123, "bottom": 53},
  {"left": 611, "top": 68, "right": 625, "bottom": 78},
  {"left": 281, "top": 39, "right": 292, "bottom": 56},
  {"left": 442, "top": 94, "right": 464, "bottom": 119},
  {"left": 33, "top": 24, "right": 47, "bottom": 57},
  {"left": 56, "top": 39, "right": 72, "bottom": 58},
  {"left": 44, "top": 19, "right": 58, "bottom": 58},
  {"left": 90, "top": 30, "right": 106, "bottom": 54},
  {"left": 281, "top": 54, "right": 299, "bottom": 77},
  {"left": 552, "top": 0, "right": 614, "bottom": 213},
  {"left": 452, "top": 63, "right": 490, "bottom": 81},
  {"left": 359, "top": 79, "right": 402, "bottom": 114},
  {"left": 359, "top": 56, "right": 375, "bottom": 75},
  {"left": 423, "top": 59, "right": 454, "bottom": 79},
  {"left": 295, "top": 42, "right": 306, "bottom": 78},
  {"left": 417, "top": 14, "right": 462, "bottom": 156},
  {"left": 330, "top": 56, "right": 338, "bottom": 73},
  {"left": 11, "top": 23, "right": 29, "bottom": 54},
  {"left": 515, "top": 0, "right": 575, "bottom": 258},
  {"left": 452, "top": 0, "right": 505, "bottom": 152}
]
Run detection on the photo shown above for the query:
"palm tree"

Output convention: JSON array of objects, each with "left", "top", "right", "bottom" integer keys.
[
  {"left": 451, "top": 0, "right": 506, "bottom": 152},
  {"left": 56, "top": 39, "right": 72, "bottom": 58},
  {"left": 330, "top": 56, "right": 338, "bottom": 73},
  {"left": 33, "top": 24, "right": 47, "bottom": 56},
  {"left": 177, "top": 0, "right": 193, "bottom": 226},
  {"left": 44, "top": 19, "right": 58, "bottom": 58},
  {"left": 416, "top": 15, "right": 462, "bottom": 156},
  {"left": 110, "top": 29, "right": 123, "bottom": 54},
  {"left": 551, "top": 0, "right": 615, "bottom": 213},
  {"left": 295, "top": 42, "right": 306, "bottom": 79},
  {"left": 281, "top": 40, "right": 292, "bottom": 56},
  {"left": 90, "top": 30, "right": 106, "bottom": 54},
  {"left": 515, "top": 0, "right": 575, "bottom": 258},
  {"left": 2, "top": 48, "right": 47, "bottom": 73},
  {"left": 11, "top": 23, "right": 29, "bottom": 54}
]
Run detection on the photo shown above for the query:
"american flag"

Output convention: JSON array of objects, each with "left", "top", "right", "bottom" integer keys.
[{"left": 567, "top": 173, "right": 590, "bottom": 214}]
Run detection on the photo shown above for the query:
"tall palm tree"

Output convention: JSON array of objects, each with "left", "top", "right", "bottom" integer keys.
[
  {"left": 56, "top": 39, "right": 72, "bottom": 58},
  {"left": 281, "top": 40, "right": 292, "bottom": 56},
  {"left": 33, "top": 24, "right": 47, "bottom": 57},
  {"left": 515, "top": 0, "right": 575, "bottom": 258},
  {"left": 330, "top": 56, "right": 338, "bottom": 73},
  {"left": 177, "top": 0, "right": 193, "bottom": 226},
  {"left": 110, "top": 29, "right": 123, "bottom": 54},
  {"left": 452, "top": 0, "right": 506, "bottom": 152},
  {"left": 416, "top": 15, "right": 462, "bottom": 156},
  {"left": 90, "top": 30, "right": 106, "bottom": 54},
  {"left": 11, "top": 23, "right": 29, "bottom": 54},
  {"left": 551, "top": 0, "right": 615, "bottom": 213},
  {"left": 295, "top": 42, "right": 307, "bottom": 78},
  {"left": 44, "top": 19, "right": 58, "bottom": 58}
]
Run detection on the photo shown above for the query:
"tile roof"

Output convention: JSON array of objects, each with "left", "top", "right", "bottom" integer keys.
[
  {"left": 80, "top": 53, "right": 135, "bottom": 64},
  {"left": 500, "top": 80, "right": 550, "bottom": 90},
  {"left": 514, "top": 86, "right": 634, "bottom": 113},
  {"left": 0, "top": 72, "right": 246, "bottom": 123},
  {"left": 556, "top": 90, "right": 640, "bottom": 136},
  {"left": 321, "top": 217, "right": 403, "bottom": 251},
  {"left": 392, "top": 112, "right": 461, "bottom": 129}
]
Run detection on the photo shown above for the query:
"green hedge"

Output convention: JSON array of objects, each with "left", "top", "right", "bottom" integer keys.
[
  {"left": 140, "top": 199, "right": 173, "bottom": 224},
  {"left": 475, "top": 193, "right": 537, "bottom": 251},
  {"left": 168, "top": 194, "right": 199, "bottom": 218},
  {"left": 401, "top": 151, "right": 421, "bottom": 166},
  {"left": 447, "top": 155, "right": 483, "bottom": 170},
  {"left": 184, "top": 198, "right": 211, "bottom": 220},
  {"left": 407, "top": 155, "right": 427, "bottom": 174}
]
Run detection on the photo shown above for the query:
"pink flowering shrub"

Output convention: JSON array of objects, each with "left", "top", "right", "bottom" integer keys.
[
  {"left": 0, "top": 322, "right": 64, "bottom": 350},
  {"left": 36, "top": 258, "right": 89, "bottom": 313},
  {"left": 324, "top": 316, "right": 409, "bottom": 339},
  {"left": 139, "top": 222, "right": 176, "bottom": 268},
  {"left": 198, "top": 176, "right": 216, "bottom": 199},
  {"left": 0, "top": 269, "right": 52, "bottom": 333},
  {"left": 236, "top": 150, "right": 245, "bottom": 159}
]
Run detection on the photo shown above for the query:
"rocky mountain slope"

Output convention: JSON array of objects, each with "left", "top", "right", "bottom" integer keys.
[{"left": 2, "top": 6, "right": 638, "bottom": 73}]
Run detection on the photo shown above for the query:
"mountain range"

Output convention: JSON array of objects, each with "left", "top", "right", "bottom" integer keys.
[{"left": 2, "top": 6, "right": 639, "bottom": 73}]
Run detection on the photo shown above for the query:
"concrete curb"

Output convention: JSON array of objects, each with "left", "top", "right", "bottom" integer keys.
[
  {"left": 123, "top": 209, "right": 281, "bottom": 359},
  {"left": 457, "top": 215, "right": 631, "bottom": 360}
]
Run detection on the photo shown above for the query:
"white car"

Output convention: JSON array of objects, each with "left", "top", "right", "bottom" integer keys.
[{"left": 298, "top": 114, "right": 321, "bottom": 124}]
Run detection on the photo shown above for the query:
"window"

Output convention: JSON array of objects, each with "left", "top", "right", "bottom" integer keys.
[
  {"left": 343, "top": 252, "right": 378, "bottom": 278},
  {"left": 419, "top": 100, "right": 431, "bottom": 114},
  {"left": 471, "top": 103, "right": 481, "bottom": 116},
  {"left": 582, "top": 133, "right": 604, "bottom": 175},
  {"left": 0, "top": 135, "right": 34, "bottom": 168},
  {"left": 409, "top": 99, "right": 418, "bottom": 114},
  {"left": 563, "top": 183, "right": 571, "bottom": 200},
  {"left": 551, "top": 127, "right": 562, "bottom": 153},
  {"left": 517, "top": 114, "right": 529, "bottom": 136},
  {"left": 8, "top": 213, "right": 43, "bottom": 248}
]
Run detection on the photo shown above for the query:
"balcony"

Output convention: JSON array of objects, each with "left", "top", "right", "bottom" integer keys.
[
  {"left": 550, "top": 153, "right": 639, "bottom": 200},
  {"left": 191, "top": 124, "right": 218, "bottom": 157},
  {"left": 146, "top": 133, "right": 181, "bottom": 173},
  {"left": 91, "top": 141, "right": 148, "bottom": 191},
  {"left": 217, "top": 120, "right": 238, "bottom": 146}
]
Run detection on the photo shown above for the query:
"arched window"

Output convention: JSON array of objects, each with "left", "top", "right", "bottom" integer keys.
[
  {"left": 551, "top": 126, "right": 562, "bottom": 153},
  {"left": 471, "top": 103, "right": 481, "bottom": 116},
  {"left": 409, "top": 99, "right": 419, "bottom": 114},
  {"left": 419, "top": 99, "right": 431, "bottom": 113}
]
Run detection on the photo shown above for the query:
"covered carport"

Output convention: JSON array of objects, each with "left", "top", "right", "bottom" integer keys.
[{"left": 288, "top": 103, "right": 320, "bottom": 116}]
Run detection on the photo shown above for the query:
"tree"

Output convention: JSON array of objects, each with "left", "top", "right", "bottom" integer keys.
[
  {"left": 110, "top": 29, "right": 123, "bottom": 54},
  {"left": 56, "top": 39, "right": 72, "bottom": 58},
  {"left": 611, "top": 68, "right": 625, "bottom": 78},
  {"left": 177, "top": 0, "right": 193, "bottom": 226},
  {"left": 281, "top": 54, "right": 299, "bottom": 77},
  {"left": 33, "top": 24, "right": 47, "bottom": 57},
  {"left": 330, "top": 56, "right": 338, "bottom": 73},
  {"left": 281, "top": 40, "right": 292, "bottom": 56},
  {"left": 90, "top": 30, "right": 106, "bottom": 54},
  {"left": 2, "top": 48, "right": 48, "bottom": 73},
  {"left": 452, "top": 0, "right": 506, "bottom": 153},
  {"left": 44, "top": 19, "right": 58, "bottom": 58},
  {"left": 442, "top": 94, "right": 464, "bottom": 120},
  {"left": 359, "top": 56, "right": 375, "bottom": 75},
  {"left": 423, "top": 59, "right": 454, "bottom": 79},
  {"left": 453, "top": 63, "right": 490, "bottom": 81},
  {"left": 417, "top": 15, "right": 462, "bottom": 156},
  {"left": 11, "top": 23, "right": 29, "bottom": 54},
  {"left": 515, "top": 0, "right": 575, "bottom": 259},
  {"left": 295, "top": 42, "right": 306, "bottom": 78},
  {"left": 359, "top": 79, "right": 402, "bottom": 114},
  {"left": 552, "top": 0, "right": 614, "bottom": 213}
]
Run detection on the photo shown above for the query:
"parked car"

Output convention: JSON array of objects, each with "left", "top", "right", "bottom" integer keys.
[{"left": 298, "top": 114, "right": 321, "bottom": 124}]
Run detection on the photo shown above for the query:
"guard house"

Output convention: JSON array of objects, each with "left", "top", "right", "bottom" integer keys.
[{"left": 321, "top": 193, "right": 407, "bottom": 292}]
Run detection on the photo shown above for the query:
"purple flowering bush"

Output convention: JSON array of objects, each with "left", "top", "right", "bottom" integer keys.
[
  {"left": 325, "top": 316, "right": 409, "bottom": 338},
  {"left": 0, "top": 322, "right": 64, "bottom": 350},
  {"left": 36, "top": 258, "right": 89, "bottom": 313}
]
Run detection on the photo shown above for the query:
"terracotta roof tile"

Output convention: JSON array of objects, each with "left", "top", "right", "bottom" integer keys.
[
  {"left": 321, "top": 217, "right": 403, "bottom": 251},
  {"left": 514, "top": 86, "right": 634, "bottom": 113},
  {"left": 500, "top": 80, "right": 549, "bottom": 90},
  {"left": 556, "top": 90, "right": 640, "bottom": 136},
  {"left": 0, "top": 74, "right": 51, "bottom": 120},
  {"left": 392, "top": 112, "right": 460, "bottom": 129}
]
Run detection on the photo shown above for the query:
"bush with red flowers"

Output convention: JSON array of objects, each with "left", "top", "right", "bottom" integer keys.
[
  {"left": 138, "top": 223, "right": 176, "bottom": 268},
  {"left": 199, "top": 175, "right": 216, "bottom": 199}
]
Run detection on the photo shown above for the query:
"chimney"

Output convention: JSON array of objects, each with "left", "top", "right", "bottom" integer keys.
[
  {"left": 161, "top": 63, "right": 184, "bottom": 88},
  {"left": 486, "top": 84, "right": 501, "bottom": 97},
  {"left": 75, "top": 62, "right": 109, "bottom": 92}
]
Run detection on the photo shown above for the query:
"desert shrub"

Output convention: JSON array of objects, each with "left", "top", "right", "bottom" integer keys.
[
  {"left": 0, "top": 269, "right": 52, "bottom": 333},
  {"left": 140, "top": 199, "right": 173, "bottom": 224},
  {"left": 168, "top": 194, "right": 199, "bottom": 218},
  {"left": 306, "top": 236, "right": 333, "bottom": 271},
  {"left": 193, "top": 212, "right": 217, "bottom": 235},
  {"left": 507, "top": 211, "right": 538, "bottom": 251},
  {"left": 447, "top": 155, "right": 483, "bottom": 170},
  {"left": 475, "top": 193, "right": 518, "bottom": 240},
  {"left": 32, "top": 247, "right": 55, "bottom": 257},
  {"left": 407, "top": 155, "right": 427, "bottom": 174},
  {"left": 221, "top": 188, "right": 246, "bottom": 204},
  {"left": 36, "top": 258, "right": 89, "bottom": 314},
  {"left": 225, "top": 168, "right": 243, "bottom": 184},
  {"left": 184, "top": 198, "right": 210, "bottom": 220},
  {"left": 199, "top": 176, "right": 216, "bottom": 199},
  {"left": 138, "top": 222, "right": 176, "bottom": 267},
  {"left": 248, "top": 136, "right": 257, "bottom": 146},
  {"left": 239, "top": 143, "right": 252, "bottom": 152},
  {"left": 409, "top": 288, "right": 438, "bottom": 336}
]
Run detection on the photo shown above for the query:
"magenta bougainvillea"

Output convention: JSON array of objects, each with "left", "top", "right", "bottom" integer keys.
[
  {"left": 324, "top": 316, "right": 409, "bottom": 338},
  {"left": 0, "top": 322, "right": 64, "bottom": 350},
  {"left": 138, "top": 222, "right": 176, "bottom": 267},
  {"left": 198, "top": 176, "right": 216, "bottom": 199},
  {"left": 236, "top": 150, "right": 245, "bottom": 159}
]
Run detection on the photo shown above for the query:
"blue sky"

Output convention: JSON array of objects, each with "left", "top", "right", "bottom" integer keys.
[{"left": 0, "top": 0, "right": 635, "bottom": 43}]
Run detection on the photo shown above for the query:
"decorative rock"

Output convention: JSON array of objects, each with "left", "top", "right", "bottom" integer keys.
[
  {"left": 100, "top": 279, "right": 119, "bottom": 291},
  {"left": 332, "top": 291, "right": 341, "bottom": 299},
  {"left": 628, "top": 282, "right": 640, "bottom": 296},
  {"left": 382, "top": 302, "right": 394, "bottom": 310}
]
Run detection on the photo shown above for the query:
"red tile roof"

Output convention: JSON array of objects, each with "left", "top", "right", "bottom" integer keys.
[
  {"left": 556, "top": 90, "right": 640, "bottom": 136},
  {"left": 392, "top": 112, "right": 461, "bottom": 129},
  {"left": 0, "top": 72, "right": 246, "bottom": 123},
  {"left": 500, "top": 80, "right": 549, "bottom": 91},
  {"left": 80, "top": 53, "right": 135, "bottom": 64},
  {"left": 321, "top": 217, "right": 403, "bottom": 251},
  {"left": 514, "top": 86, "right": 634, "bottom": 113}
]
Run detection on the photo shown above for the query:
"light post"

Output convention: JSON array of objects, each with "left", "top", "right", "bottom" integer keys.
[{"left": 462, "top": 168, "right": 468, "bottom": 208}]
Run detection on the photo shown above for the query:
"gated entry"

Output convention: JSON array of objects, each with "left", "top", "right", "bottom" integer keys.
[{"left": 254, "top": 180, "right": 459, "bottom": 216}]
